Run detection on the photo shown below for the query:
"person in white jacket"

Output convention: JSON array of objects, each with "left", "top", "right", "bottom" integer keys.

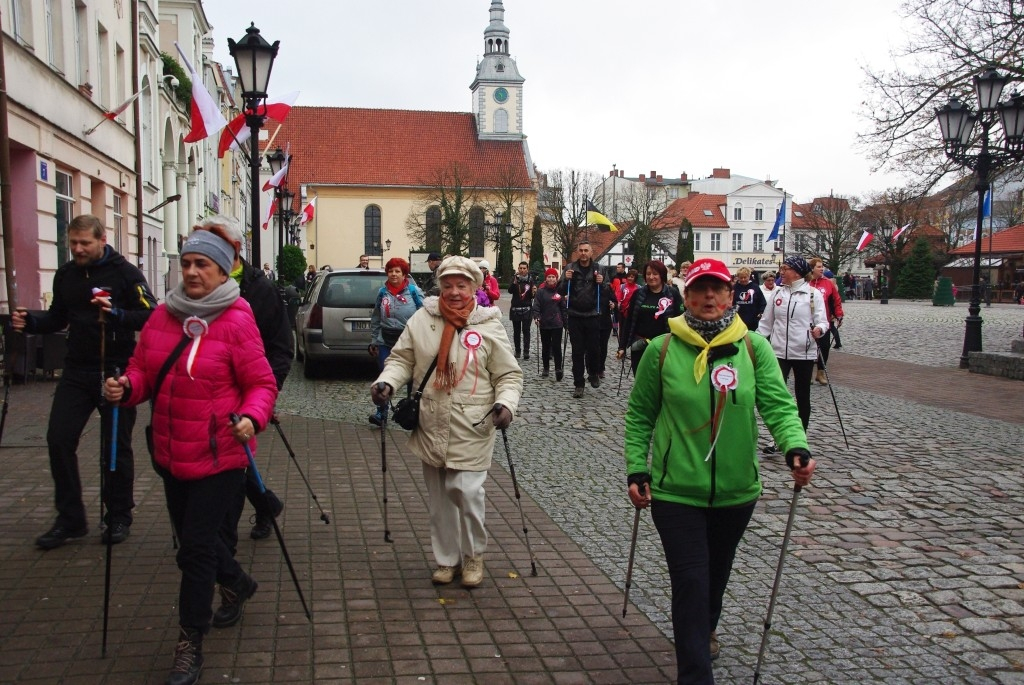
[
  {"left": 370, "top": 256, "right": 523, "bottom": 589},
  {"left": 757, "top": 255, "right": 828, "bottom": 432}
]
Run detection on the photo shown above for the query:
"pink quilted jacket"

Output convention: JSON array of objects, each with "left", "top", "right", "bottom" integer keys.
[{"left": 122, "top": 299, "right": 278, "bottom": 481}]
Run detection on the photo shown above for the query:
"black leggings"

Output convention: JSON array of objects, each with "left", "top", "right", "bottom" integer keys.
[
  {"left": 539, "top": 328, "right": 564, "bottom": 372},
  {"left": 778, "top": 358, "right": 815, "bottom": 429}
]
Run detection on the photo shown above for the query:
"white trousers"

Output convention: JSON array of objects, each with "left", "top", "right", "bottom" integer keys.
[{"left": 422, "top": 463, "right": 488, "bottom": 566}]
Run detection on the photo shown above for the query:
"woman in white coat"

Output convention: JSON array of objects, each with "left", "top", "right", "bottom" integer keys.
[
  {"left": 757, "top": 255, "right": 828, "bottom": 433},
  {"left": 371, "top": 256, "right": 523, "bottom": 588}
]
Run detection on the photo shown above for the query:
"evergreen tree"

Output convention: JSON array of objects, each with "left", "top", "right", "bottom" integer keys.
[
  {"left": 674, "top": 218, "right": 695, "bottom": 266},
  {"left": 528, "top": 214, "right": 545, "bottom": 279},
  {"left": 894, "top": 237, "right": 935, "bottom": 299}
]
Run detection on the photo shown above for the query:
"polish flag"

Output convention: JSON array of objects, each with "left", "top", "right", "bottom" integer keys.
[
  {"left": 299, "top": 197, "right": 316, "bottom": 225},
  {"left": 176, "top": 42, "right": 228, "bottom": 143},
  {"left": 217, "top": 91, "right": 300, "bottom": 158},
  {"left": 105, "top": 88, "right": 145, "bottom": 120},
  {"left": 262, "top": 197, "right": 278, "bottom": 230},
  {"left": 856, "top": 230, "right": 874, "bottom": 252},
  {"left": 262, "top": 160, "right": 289, "bottom": 192},
  {"left": 892, "top": 222, "right": 911, "bottom": 241}
]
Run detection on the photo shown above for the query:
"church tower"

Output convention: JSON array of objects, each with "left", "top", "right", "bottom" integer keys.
[{"left": 471, "top": 0, "right": 525, "bottom": 140}]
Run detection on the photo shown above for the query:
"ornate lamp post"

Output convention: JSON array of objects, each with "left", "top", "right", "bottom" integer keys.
[
  {"left": 265, "top": 146, "right": 290, "bottom": 273},
  {"left": 936, "top": 67, "right": 1024, "bottom": 368},
  {"left": 485, "top": 213, "right": 513, "bottom": 280},
  {"left": 229, "top": 23, "right": 280, "bottom": 268}
]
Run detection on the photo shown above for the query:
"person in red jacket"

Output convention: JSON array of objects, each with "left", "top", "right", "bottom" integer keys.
[
  {"left": 477, "top": 260, "right": 500, "bottom": 305},
  {"left": 105, "top": 229, "right": 278, "bottom": 685},
  {"left": 808, "top": 258, "right": 844, "bottom": 385}
]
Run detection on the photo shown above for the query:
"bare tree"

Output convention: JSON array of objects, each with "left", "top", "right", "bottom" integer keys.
[
  {"left": 794, "top": 195, "right": 864, "bottom": 274},
  {"left": 858, "top": 0, "right": 1024, "bottom": 188},
  {"left": 859, "top": 186, "right": 931, "bottom": 289},
  {"left": 406, "top": 162, "right": 484, "bottom": 257},
  {"left": 487, "top": 164, "right": 533, "bottom": 280},
  {"left": 539, "top": 168, "right": 601, "bottom": 264},
  {"left": 620, "top": 182, "right": 673, "bottom": 268}
]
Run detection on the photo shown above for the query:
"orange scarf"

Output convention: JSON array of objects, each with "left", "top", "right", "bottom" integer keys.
[{"left": 434, "top": 295, "right": 476, "bottom": 391}]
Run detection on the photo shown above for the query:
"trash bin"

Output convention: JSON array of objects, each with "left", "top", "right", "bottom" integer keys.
[{"left": 933, "top": 276, "right": 955, "bottom": 306}]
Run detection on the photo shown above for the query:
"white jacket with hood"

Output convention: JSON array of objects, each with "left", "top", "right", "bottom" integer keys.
[
  {"left": 756, "top": 278, "right": 828, "bottom": 360},
  {"left": 375, "top": 297, "right": 523, "bottom": 471}
]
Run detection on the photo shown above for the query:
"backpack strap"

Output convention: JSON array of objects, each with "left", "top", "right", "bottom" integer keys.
[
  {"left": 410, "top": 286, "right": 423, "bottom": 310},
  {"left": 658, "top": 333, "right": 672, "bottom": 370},
  {"left": 744, "top": 334, "right": 756, "bottom": 370}
]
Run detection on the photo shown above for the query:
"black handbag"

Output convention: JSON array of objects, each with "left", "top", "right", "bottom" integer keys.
[{"left": 392, "top": 356, "right": 438, "bottom": 431}]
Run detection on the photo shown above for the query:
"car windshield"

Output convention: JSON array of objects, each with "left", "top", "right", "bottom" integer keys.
[{"left": 321, "top": 274, "right": 385, "bottom": 308}]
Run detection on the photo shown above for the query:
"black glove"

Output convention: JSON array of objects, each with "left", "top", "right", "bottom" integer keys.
[
  {"left": 627, "top": 472, "right": 652, "bottom": 491},
  {"left": 785, "top": 447, "right": 812, "bottom": 470},
  {"left": 371, "top": 382, "right": 393, "bottom": 407},
  {"left": 492, "top": 404, "right": 512, "bottom": 430}
]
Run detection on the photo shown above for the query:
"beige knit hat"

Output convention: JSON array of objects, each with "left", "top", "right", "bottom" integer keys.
[{"left": 436, "top": 256, "right": 484, "bottom": 289}]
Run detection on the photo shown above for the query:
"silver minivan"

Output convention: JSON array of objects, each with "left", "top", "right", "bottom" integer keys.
[{"left": 295, "top": 268, "right": 387, "bottom": 378}]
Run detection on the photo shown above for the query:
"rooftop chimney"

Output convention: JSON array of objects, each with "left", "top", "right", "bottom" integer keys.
[
  {"left": 638, "top": 174, "right": 646, "bottom": 182},
  {"left": 712, "top": 168, "right": 730, "bottom": 179},
  {"left": 681, "top": 173, "right": 688, "bottom": 182}
]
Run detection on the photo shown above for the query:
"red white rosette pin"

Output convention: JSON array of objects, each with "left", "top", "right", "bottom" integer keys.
[
  {"left": 710, "top": 365, "right": 738, "bottom": 392},
  {"left": 459, "top": 329, "right": 484, "bottom": 394},
  {"left": 182, "top": 316, "right": 209, "bottom": 379}
]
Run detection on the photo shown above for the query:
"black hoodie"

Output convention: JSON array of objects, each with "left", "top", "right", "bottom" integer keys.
[{"left": 24, "top": 246, "right": 156, "bottom": 372}]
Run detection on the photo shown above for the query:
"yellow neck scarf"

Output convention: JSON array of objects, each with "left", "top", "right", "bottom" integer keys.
[{"left": 667, "top": 314, "right": 750, "bottom": 383}]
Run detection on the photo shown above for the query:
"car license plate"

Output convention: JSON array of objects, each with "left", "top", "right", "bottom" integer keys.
[{"left": 352, "top": 320, "right": 371, "bottom": 331}]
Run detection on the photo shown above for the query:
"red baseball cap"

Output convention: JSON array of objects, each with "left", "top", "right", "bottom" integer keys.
[{"left": 683, "top": 258, "right": 732, "bottom": 288}]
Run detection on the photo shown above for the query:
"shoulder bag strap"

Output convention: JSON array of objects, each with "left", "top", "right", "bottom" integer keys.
[
  {"left": 150, "top": 335, "right": 191, "bottom": 411},
  {"left": 409, "top": 355, "right": 439, "bottom": 399}
]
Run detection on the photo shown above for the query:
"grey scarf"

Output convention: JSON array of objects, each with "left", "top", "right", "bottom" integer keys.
[
  {"left": 683, "top": 309, "right": 737, "bottom": 343},
  {"left": 164, "top": 279, "right": 240, "bottom": 325}
]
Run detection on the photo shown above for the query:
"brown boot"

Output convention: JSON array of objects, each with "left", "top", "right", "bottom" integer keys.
[{"left": 815, "top": 369, "right": 828, "bottom": 385}]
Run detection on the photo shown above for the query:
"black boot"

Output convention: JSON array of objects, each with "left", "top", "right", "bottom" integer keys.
[
  {"left": 250, "top": 490, "right": 283, "bottom": 540},
  {"left": 212, "top": 573, "right": 258, "bottom": 628},
  {"left": 166, "top": 627, "right": 203, "bottom": 685}
]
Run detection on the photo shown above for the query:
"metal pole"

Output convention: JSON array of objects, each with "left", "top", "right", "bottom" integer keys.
[
  {"left": 247, "top": 109, "right": 262, "bottom": 267},
  {"left": 960, "top": 125, "right": 991, "bottom": 369}
]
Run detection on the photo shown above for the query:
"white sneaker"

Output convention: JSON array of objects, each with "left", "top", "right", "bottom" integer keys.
[
  {"left": 431, "top": 565, "right": 461, "bottom": 585},
  {"left": 461, "top": 555, "right": 485, "bottom": 588}
]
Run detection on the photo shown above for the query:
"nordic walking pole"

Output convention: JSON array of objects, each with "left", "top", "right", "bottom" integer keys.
[
  {"left": 0, "top": 321, "right": 14, "bottom": 447},
  {"left": 101, "top": 367, "right": 120, "bottom": 658},
  {"left": 535, "top": 319, "right": 541, "bottom": 375},
  {"left": 499, "top": 425, "right": 537, "bottom": 576},
  {"left": 562, "top": 279, "right": 571, "bottom": 362},
  {"left": 815, "top": 346, "right": 849, "bottom": 449},
  {"left": 270, "top": 415, "right": 330, "bottom": 524},
  {"left": 230, "top": 414, "right": 312, "bottom": 622},
  {"left": 752, "top": 455, "right": 809, "bottom": 684},
  {"left": 621, "top": 503, "right": 642, "bottom": 617},
  {"left": 375, "top": 384, "right": 393, "bottom": 543},
  {"left": 616, "top": 357, "right": 626, "bottom": 395}
]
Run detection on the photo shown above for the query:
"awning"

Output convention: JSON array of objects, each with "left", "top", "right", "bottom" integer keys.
[{"left": 943, "top": 257, "right": 1003, "bottom": 268}]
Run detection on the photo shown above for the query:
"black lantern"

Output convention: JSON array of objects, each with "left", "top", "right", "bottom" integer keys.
[
  {"left": 935, "top": 66, "right": 1024, "bottom": 368},
  {"left": 228, "top": 23, "right": 279, "bottom": 268}
]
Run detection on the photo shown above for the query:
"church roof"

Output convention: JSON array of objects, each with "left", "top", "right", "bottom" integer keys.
[{"left": 266, "top": 106, "right": 533, "bottom": 192}]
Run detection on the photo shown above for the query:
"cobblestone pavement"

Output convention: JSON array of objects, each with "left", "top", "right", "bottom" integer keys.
[{"left": 278, "top": 298, "right": 1024, "bottom": 684}]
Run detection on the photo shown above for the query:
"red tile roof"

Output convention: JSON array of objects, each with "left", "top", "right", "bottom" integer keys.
[
  {"left": 263, "top": 107, "right": 533, "bottom": 192},
  {"left": 950, "top": 223, "right": 1024, "bottom": 255},
  {"left": 653, "top": 193, "right": 729, "bottom": 229}
]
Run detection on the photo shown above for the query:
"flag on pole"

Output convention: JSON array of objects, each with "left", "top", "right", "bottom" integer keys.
[
  {"left": 217, "top": 92, "right": 300, "bottom": 158},
  {"left": 299, "top": 197, "right": 316, "bottom": 225},
  {"left": 585, "top": 199, "right": 617, "bottom": 231},
  {"left": 262, "top": 197, "right": 278, "bottom": 230},
  {"left": 768, "top": 196, "right": 786, "bottom": 242},
  {"left": 982, "top": 189, "right": 992, "bottom": 218},
  {"left": 856, "top": 230, "right": 874, "bottom": 251},
  {"left": 175, "top": 42, "right": 228, "bottom": 143},
  {"left": 892, "top": 222, "right": 911, "bottom": 241},
  {"left": 105, "top": 88, "right": 146, "bottom": 120},
  {"left": 262, "top": 160, "right": 289, "bottom": 191}
]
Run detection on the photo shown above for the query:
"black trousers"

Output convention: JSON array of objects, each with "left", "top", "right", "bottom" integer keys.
[
  {"left": 159, "top": 465, "right": 246, "bottom": 633},
  {"left": 652, "top": 499, "right": 756, "bottom": 685},
  {"left": 778, "top": 358, "right": 815, "bottom": 429},
  {"left": 511, "top": 317, "right": 531, "bottom": 356},
  {"left": 815, "top": 329, "right": 832, "bottom": 369},
  {"left": 566, "top": 316, "right": 601, "bottom": 387},
  {"left": 47, "top": 367, "right": 136, "bottom": 529},
  {"left": 539, "top": 327, "right": 563, "bottom": 372}
]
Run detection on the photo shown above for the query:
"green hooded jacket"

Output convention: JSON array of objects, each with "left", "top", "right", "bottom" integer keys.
[{"left": 624, "top": 317, "right": 808, "bottom": 508}]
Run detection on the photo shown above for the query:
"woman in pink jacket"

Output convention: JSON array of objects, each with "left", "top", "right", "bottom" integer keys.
[{"left": 106, "top": 229, "right": 277, "bottom": 685}]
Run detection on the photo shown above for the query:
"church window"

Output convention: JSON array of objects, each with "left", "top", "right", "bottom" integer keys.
[
  {"left": 364, "top": 205, "right": 382, "bottom": 256},
  {"left": 468, "top": 207, "right": 485, "bottom": 257},
  {"left": 494, "top": 109, "right": 508, "bottom": 133},
  {"left": 426, "top": 206, "right": 441, "bottom": 251}
]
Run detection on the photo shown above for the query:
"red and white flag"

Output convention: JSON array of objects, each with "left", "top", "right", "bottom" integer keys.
[
  {"left": 856, "top": 230, "right": 874, "bottom": 252},
  {"left": 262, "top": 159, "right": 289, "bottom": 192},
  {"left": 176, "top": 42, "right": 228, "bottom": 143},
  {"left": 299, "top": 197, "right": 316, "bottom": 225},
  {"left": 262, "top": 197, "right": 278, "bottom": 230},
  {"left": 892, "top": 222, "right": 911, "bottom": 241},
  {"left": 217, "top": 91, "right": 300, "bottom": 158},
  {"left": 105, "top": 89, "right": 145, "bottom": 120}
]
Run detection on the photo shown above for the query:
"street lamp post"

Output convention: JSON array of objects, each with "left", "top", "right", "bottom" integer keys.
[
  {"left": 266, "top": 146, "right": 292, "bottom": 273},
  {"left": 229, "top": 23, "right": 280, "bottom": 268},
  {"left": 485, "top": 213, "right": 513, "bottom": 280},
  {"left": 936, "top": 67, "right": 1024, "bottom": 368}
]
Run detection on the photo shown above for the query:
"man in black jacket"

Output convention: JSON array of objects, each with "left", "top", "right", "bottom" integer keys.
[
  {"left": 200, "top": 218, "right": 293, "bottom": 543},
  {"left": 14, "top": 214, "right": 156, "bottom": 549},
  {"left": 558, "top": 241, "right": 606, "bottom": 398}
]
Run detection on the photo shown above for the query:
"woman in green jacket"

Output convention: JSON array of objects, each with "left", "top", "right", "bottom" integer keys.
[{"left": 624, "top": 258, "right": 817, "bottom": 684}]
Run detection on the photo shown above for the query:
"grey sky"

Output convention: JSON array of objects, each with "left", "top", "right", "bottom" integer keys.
[{"left": 203, "top": 0, "right": 914, "bottom": 203}]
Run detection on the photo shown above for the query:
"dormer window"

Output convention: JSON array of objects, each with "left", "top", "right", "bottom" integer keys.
[{"left": 496, "top": 60, "right": 504, "bottom": 72}]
